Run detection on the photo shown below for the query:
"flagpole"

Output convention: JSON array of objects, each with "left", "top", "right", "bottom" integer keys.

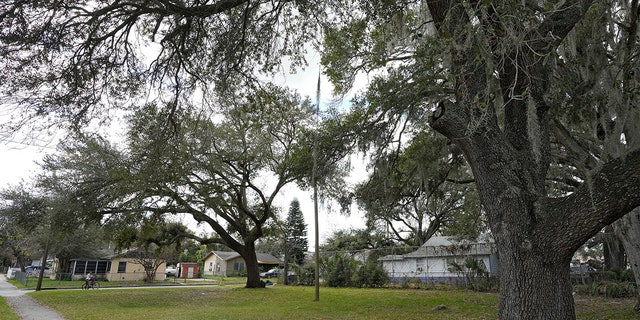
[{"left": 313, "top": 67, "right": 321, "bottom": 302}]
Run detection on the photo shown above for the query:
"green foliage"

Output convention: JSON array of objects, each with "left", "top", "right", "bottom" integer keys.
[
  {"left": 448, "top": 257, "right": 492, "bottom": 292},
  {"left": 0, "top": 183, "right": 106, "bottom": 272},
  {"left": 284, "top": 199, "right": 308, "bottom": 266},
  {"left": 321, "top": 253, "right": 388, "bottom": 288},
  {"left": 352, "top": 259, "right": 389, "bottom": 288},
  {"left": 0, "top": 0, "right": 325, "bottom": 132},
  {"left": 295, "top": 263, "right": 317, "bottom": 286},
  {"left": 323, "top": 253, "right": 359, "bottom": 288},
  {"left": 603, "top": 268, "right": 636, "bottom": 283},
  {"left": 355, "top": 130, "right": 482, "bottom": 246},
  {"left": 321, "top": 228, "right": 393, "bottom": 254},
  {"left": 41, "top": 84, "right": 324, "bottom": 287},
  {"left": 603, "top": 282, "right": 637, "bottom": 298}
]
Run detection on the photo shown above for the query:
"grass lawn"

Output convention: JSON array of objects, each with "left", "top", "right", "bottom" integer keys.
[
  {"left": 9, "top": 276, "right": 246, "bottom": 290},
  {"left": 23, "top": 285, "right": 640, "bottom": 320}
]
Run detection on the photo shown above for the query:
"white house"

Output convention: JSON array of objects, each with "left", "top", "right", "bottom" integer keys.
[{"left": 378, "top": 235, "right": 498, "bottom": 284}]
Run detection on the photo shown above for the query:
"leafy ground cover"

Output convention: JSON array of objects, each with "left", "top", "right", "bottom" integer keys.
[{"left": 20, "top": 286, "right": 640, "bottom": 320}]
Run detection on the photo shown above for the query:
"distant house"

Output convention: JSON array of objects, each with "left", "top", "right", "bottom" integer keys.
[
  {"left": 104, "top": 251, "right": 167, "bottom": 282},
  {"left": 378, "top": 235, "right": 498, "bottom": 284},
  {"left": 202, "top": 251, "right": 281, "bottom": 277},
  {"left": 61, "top": 258, "right": 112, "bottom": 280}
]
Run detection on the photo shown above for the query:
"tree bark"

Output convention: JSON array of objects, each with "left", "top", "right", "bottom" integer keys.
[
  {"left": 497, "top": 242, "right": 575, "bottom": 319},
  {"left": 239, "top": 243, "right": 263, "bottom": 288},
  {"left": 603, "top": 225, "right": 626, "bottom": 271},
  {"left": 613, "top": 207, "right": 640, "bottom": 313}
]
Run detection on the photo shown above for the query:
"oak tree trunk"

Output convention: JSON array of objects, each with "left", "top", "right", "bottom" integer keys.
[
  {"left": 474, "top": 149, "right": 578, "bottom": 319},
  {"left": 613, "top": 208, "right": 640, "bottom": 312},
  {"left": 238, "top": 243, "right": 263, "bottom": 288},
  {"left": 488, "top": 197, "right": 576, "bottom": 319},
  {"left": 497, "top": 243, "right": 575, "bottom": 319}
]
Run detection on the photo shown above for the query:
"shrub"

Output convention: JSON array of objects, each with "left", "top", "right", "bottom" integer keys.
[
  {"left": 296, "top": 264, "right": 316, "bottom": 286},
  {"left": 322, "top": 254, "right": 359, "bottom": 288},
  {"left": 353, "top": 260, "right": 388, "bottom": 288},
  {"left": 603, "top": 282, "right": 636, "bottom": 298},
  {"left": 449, "top": 257, "right": 491, "bottom": 291},
  {"left": 328, "top": 255, "right": 355, "bottom": 287}
]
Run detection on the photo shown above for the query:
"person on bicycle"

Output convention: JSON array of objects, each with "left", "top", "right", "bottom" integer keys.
[{"left": 86, "top": 272, "right": 95, "bottom": 286}]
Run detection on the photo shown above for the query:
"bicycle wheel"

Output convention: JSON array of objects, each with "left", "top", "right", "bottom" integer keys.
[
  {"left": 92, "top": 282, "right": 100, "bottom": 289},
  {"left": 81, "top": 283, "right": 89, "bottom": 290}
]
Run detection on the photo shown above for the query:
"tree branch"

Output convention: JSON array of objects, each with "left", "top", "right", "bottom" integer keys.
[{"left": 544, "top": 148, "right": 640, "bottom": 256}]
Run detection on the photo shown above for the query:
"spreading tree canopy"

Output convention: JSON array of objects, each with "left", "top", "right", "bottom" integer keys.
[
  {"left": 40, "top": 85, "right": 333, "bottom": 288},
  {"left": 354, "top": 129, "right": 482, "bottom": 246},
  {"left": 0, "top": 0, "right": 325, "bottom": 132}
]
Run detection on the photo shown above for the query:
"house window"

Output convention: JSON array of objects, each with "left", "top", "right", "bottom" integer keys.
[
  {"left": 117, "top": 261, "right": 127, "bottom": 273},
  {"left": 233, "top": 262, "right": 245, "bottom": 272},
  {"left": 216, "top": 263, "right": 220, "bottom": 272},
  {"left": 209, "top": 262, "right": 213, "bottom": 272}
]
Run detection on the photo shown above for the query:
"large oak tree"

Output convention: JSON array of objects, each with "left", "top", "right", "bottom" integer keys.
[
  {"left": 322, "top": 1, "right": 640, "bottom": 319},
  {"left": 41, "top": 86, "right": 321, "bottom": 288}
]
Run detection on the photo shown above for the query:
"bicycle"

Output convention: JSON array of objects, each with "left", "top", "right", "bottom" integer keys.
[{"left": 81, "top": 279, "right": 100, "bottom": 290}]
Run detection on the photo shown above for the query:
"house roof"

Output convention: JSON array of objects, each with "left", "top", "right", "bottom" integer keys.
[
  {"left": 256, "top": 253, "right": 281, "bottom": 264},
  {"left": 103, "top": 250, "right": 157, "bottom": 259},
  {"left": 379, "top": 236, "right": 495, "bottom": 261},
  {"left": 420, "top": 235, "right": 494, "bottom": 247},
  {"left": 204, "top": 251, "right": 282, "bottom": 264}
]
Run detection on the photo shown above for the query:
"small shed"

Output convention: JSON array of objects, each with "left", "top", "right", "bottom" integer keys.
[{"left": 177, "top": 262, "right": 199, "bottom": 279}]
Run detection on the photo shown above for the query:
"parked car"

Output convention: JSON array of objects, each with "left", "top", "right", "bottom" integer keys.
[
  {"left": 24, "top": 266, "right": 50, "bottom": 277},
  {"left": 165, "top": 267, "right": 177, "bottom": 277},
  {"left": 260, "top": 268, "right": 282, "bottom": 278}
]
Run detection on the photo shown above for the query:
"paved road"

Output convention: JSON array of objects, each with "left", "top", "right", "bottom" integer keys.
[{"left": 0, "top": 275, "right": 65, "bottom": 320}]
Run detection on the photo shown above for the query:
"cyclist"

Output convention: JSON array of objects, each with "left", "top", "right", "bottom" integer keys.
[{"left": 85, "top": 272, "right": 95, "bottom": 287}]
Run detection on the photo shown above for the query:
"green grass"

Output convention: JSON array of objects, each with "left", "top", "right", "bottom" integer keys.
[
  {"left": 0, "top": 296, "right": 19, "bottom": 320},
  {"left": 9, "top": 276, "right": 246, "bottom": 289},
  {"left": 26, "top": 286, "right": 640, "bottom": 320}
]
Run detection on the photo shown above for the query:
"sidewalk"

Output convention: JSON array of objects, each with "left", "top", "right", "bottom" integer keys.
[{"left": 0, "top": 274, "right": 65, "bottom": 320}]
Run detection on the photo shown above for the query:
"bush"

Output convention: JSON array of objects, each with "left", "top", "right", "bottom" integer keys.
[
  {"left": 296, "top": 264, "right": 316, "bottom": 286},
  {"left": 352, "top": 260, "right": 388, "bottom": 288},
  {"left": 573, "top": 281, "right": 637, "bottom": 298},
  {"left": 603, "top": 282, "right": 637, "bottom": 298},
  {"left": 573, "top": 281, "right": 600, "bottom": 296},
  {"left": 449, "top": 257, "right": 491, "bottom": 291},
  {"left": 326, "top": 255, "right": 356, "bottom": 287}
]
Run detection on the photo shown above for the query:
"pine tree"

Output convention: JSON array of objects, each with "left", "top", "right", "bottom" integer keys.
[{"left": 283, "top": 199, "right": 308, "bottom": 284}]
